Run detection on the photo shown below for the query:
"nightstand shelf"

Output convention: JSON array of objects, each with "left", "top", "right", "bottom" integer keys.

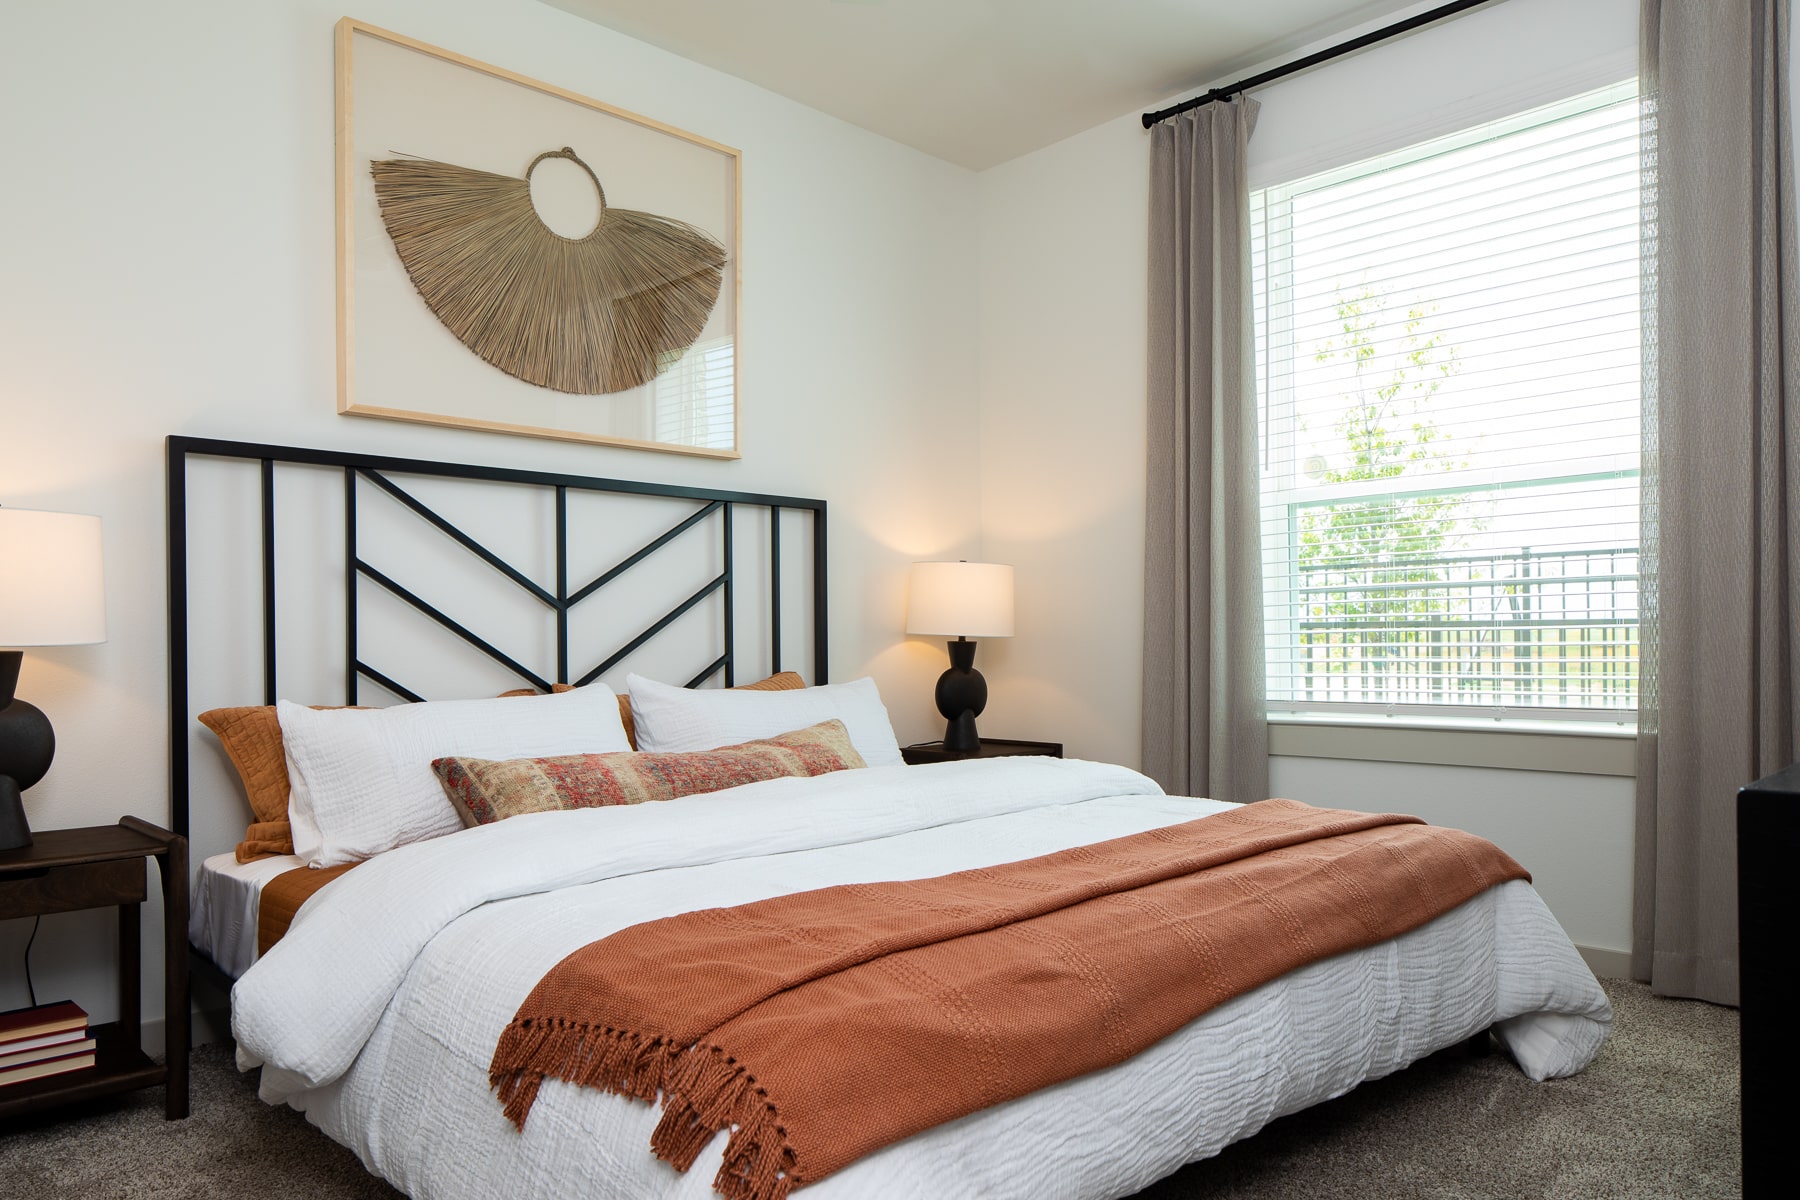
[
  {"left": 901, "top": 738, "right": 1063, "bottom": 765},
  {"left": 0, "top": 818, "right": 188, "bottom": 1120},
  {"left": 0, "top": 1022, "right": 162, "bottom": 1119}
]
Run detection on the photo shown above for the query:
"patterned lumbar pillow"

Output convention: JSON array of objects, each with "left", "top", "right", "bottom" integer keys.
[{"left": 431, "top": 718, "right": 865, "bottom": 827}]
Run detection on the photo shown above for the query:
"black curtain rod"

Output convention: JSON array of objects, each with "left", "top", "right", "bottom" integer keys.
[{"left": 1141, "top": 0, "right": 1500, "bottom": 128}]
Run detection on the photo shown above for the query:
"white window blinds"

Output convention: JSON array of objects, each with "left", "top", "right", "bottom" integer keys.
[
  {"left": 1252, "top": 81, "right": 1640, "bottom": 719},
  {"left": 653, "top": 337, "right": 736, "bottom": 451}
]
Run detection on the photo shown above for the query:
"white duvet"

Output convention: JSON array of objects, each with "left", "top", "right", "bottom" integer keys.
[{"left": 232, "top": 758, "right": 1611, "bottom": 1200}]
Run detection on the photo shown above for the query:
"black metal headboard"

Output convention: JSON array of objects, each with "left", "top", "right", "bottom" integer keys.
[{"left": 165, "top": 435, "right": 827, "bottom": 841}]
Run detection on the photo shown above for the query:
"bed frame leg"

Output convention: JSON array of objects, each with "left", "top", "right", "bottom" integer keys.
[{"left": 1463, "top": 1027, "right": 1494, "bottom": 1057}]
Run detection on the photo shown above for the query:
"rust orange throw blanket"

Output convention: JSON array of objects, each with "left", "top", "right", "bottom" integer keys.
[{"left": 490, "top": 799, "right": 1528, "bottom": 1200}]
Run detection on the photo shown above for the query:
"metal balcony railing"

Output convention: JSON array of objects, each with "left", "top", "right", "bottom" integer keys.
[{"left": 1283, "top": 545, "right": 1639, "bottom": 710}]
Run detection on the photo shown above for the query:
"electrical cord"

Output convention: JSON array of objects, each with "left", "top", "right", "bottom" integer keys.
[{"left": 23, "top": 915, "right": 40, "bottom": 1008}]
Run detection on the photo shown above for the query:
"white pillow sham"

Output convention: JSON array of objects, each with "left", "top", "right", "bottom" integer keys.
[
  {"left": 626, "top": 673, "right": 903, "bottom": 768},
  {"left": 279, "top": 685, "right": 633, "bottom": 867}
]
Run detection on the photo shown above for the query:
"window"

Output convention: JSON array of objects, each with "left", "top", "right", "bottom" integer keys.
[
  {"left": 1252, "top": 82, "right": 1640, "bottom": 721},
  {"left": 652, "top": 337, "right": 736, "bottom": 451}
]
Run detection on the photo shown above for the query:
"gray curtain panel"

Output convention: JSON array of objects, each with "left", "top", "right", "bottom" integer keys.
[
  {"left": 1142, "top": 99, "right": 1270, "bottom": 803},
  {"left": 1635, "top": 0, "right": 1800, "bottom": 1005}
]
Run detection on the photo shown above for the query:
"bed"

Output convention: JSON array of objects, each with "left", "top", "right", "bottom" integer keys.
[
  {"left": 189, "top": 849, "right": 304, "bottom": 979},
  {"left": 168, "top": 437, "right": 1612, "bottom": 1200}
]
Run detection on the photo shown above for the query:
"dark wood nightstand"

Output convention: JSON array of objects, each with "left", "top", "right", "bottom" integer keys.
[
  {"left": 901, "top": 738, "right": 1064, "bottom": 765},
  {"left": 0, "top": 818, "right": 188, "bottom": 1120}
]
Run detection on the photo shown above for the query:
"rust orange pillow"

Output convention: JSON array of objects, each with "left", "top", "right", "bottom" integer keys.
[
  {"left": 199, "top": 706, "right": 317, "bottom": 862},
  {"left": 236, "top": 819, "right": 295, "bottom": 861},
  {"left": 198, "top": 707, "right": 293, "bottom": 826},
  {"left": 735, "top": 671, "right": 807, "bottom": 692},
  {"left": 431, "top": 718, "right": 863, "bottom": 827}
]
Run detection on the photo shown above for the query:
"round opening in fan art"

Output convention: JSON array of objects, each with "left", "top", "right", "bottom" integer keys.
[{"left": 529, "top": 154, "right": 604, "bottom": 240}]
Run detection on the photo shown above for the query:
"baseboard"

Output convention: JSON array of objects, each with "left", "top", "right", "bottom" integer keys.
[
  {"left": 192, "top": 1003, "right": 232, "bottom": 1047},
  {"left": 1577, "top": 944, "right": 1632, "bottom": 980},
  {"left": 134, "top": 1005, "right": 232, "bottom": 1059}
]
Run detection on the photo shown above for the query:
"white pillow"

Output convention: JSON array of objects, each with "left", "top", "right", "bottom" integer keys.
[
  {"left": 627, "top": 674, "right": 903, "bottom": 768},
  {"left": 279, "top": 685, "right": 633, "bottom": 867}
]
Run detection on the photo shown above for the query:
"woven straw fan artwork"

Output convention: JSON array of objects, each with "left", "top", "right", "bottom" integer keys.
[{"left": 370, "top": 147, "right": 726, "bottom": 395}]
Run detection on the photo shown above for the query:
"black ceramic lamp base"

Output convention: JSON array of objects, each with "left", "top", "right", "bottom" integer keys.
[
  {"left": 0, "top": 778, "right": 31, "bottom": 852},
  {"left": 0, "top": 650, "right": 55, "bottom": 852},
  {"left": 934, "top": 638, "right": 988, "bottom": 754}
]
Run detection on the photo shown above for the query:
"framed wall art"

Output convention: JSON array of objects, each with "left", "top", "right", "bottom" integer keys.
[{"left": 335, "top": 18, "right": 741, "bottom": 458}]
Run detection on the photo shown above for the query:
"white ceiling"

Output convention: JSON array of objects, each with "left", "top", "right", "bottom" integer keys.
[{"left": 545, "top": 0, "right": 1424, "bottom": 170}]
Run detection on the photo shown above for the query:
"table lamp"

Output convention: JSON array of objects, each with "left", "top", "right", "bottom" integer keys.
[
  {"left": 0, "top": 507, "right": 107, "bottom": 851},
  {"left": 906, "top": 561, "right": 1014, "bottom": 753}
]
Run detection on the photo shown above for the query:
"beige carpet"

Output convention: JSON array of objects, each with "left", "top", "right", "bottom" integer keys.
[{"left": 0, "top": 980, "right": 1739, "bottom": 1199}]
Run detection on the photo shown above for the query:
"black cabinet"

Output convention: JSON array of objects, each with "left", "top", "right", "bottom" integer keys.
[{"left": 1738, "top": 763, "right": 1796, "bottom": 1198}]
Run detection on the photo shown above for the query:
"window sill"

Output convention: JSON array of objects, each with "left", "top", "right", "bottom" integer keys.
[{"left": 1268, "top": 712, "right": 1636, "bottom": 777}]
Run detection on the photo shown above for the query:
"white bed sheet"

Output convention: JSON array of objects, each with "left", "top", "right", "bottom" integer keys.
[
  {"left": 189, "top": 850, "right": 306, "bottom": 978},
  {"left": 233, "top": 758, "right": 1611, "bottom": 1200}
]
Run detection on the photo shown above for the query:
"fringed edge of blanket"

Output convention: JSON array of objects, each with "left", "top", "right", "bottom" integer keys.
[{"left": 490, "top": 1018, "right": 802, "bottom": 1200}]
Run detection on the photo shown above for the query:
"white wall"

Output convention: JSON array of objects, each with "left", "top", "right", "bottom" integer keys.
[
  {"left": 1269, "top": 758, "right": 1635, "bottom": 956},
  {"left": 976, "top": 0, "right": 1641, "bottom": 960},
  {"left": 0, "top": 0, "right": 980, "bottom": 1028}
]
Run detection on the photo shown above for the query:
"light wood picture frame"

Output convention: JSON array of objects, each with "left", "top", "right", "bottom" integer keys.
[{"left": 335, "top": 18, "right": 742, "bottom": 459}]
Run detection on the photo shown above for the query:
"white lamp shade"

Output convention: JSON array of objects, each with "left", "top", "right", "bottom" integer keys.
[
  {"left": 906, "top": 561, "right": 1014, "bottom": 638},
  {"left": 0, "top": 508, "right": 107, "bottom": 647}
]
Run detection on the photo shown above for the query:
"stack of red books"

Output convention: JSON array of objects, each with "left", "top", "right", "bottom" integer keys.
[{"left": 0, "top": 1002, "right": 94, "bottom": 1087}]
